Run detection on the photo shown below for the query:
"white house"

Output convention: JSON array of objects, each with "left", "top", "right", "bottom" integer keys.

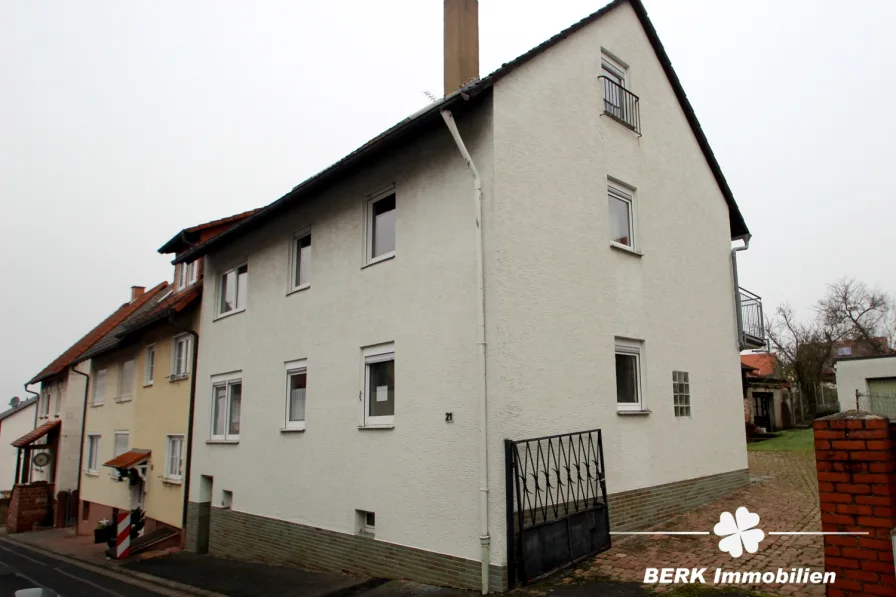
[
  {"left": 835, "top": 353, "right": 896, "bottom": 416},
  {"left": 0, "top": 397, "right": 37, "bottom": 495},
  {"left": 176, "top": 0, "right": 763, "bottom": 591}
]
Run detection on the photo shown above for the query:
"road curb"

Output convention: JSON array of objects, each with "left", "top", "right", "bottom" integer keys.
[{"left": 1, "top": 535, "right": 229, "bottom": 597}]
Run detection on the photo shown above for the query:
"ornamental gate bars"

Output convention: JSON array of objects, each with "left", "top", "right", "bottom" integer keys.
[{"left": 504, "top": 428, "right": 611, "bottom": 586}]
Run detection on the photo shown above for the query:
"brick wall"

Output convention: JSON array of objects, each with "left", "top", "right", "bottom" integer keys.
[
  {"left": 813, "top": 412, "right": 896, "bottom": 596},
  {"left": 6, "top": 483, "right": 53, "bottom": 533}
]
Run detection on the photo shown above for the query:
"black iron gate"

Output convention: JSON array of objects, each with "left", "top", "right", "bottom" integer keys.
[{"left": 505, "top": 428, "right": 610, "bottom": 586}]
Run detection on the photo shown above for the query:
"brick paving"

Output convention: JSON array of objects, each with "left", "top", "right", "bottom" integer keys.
[{"left": 570, "top": 452, "right": 825, "bottom": 597}]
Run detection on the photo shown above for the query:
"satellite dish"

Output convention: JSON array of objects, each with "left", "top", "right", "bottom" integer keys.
[{"left": 9, "top": 397, "right": 20, "bottom": 408}]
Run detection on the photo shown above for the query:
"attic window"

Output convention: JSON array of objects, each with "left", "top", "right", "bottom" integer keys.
[{"left": 837, "top": 346, "right": 852, "bottom": 356}]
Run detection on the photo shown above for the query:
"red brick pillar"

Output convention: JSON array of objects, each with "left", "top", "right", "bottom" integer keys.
[{"left": 814, "top": 412, "right": 896, "bottom": 596}]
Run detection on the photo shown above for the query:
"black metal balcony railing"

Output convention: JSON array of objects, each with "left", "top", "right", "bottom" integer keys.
[
  {"left": 739, "top": 287, "right": 765, "bottom": 348},
  {"left": 599, "top": 76, "right": 640, "bottom": 133}
]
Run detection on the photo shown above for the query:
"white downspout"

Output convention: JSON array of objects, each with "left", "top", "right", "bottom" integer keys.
[
  {"left": 731, "top": 236, "right": 750, "bottom": 350},
  {"left": 440, "top": 108, "right": 490, "bottom": 594}
]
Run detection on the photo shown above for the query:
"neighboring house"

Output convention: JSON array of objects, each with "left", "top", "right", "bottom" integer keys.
[
  {"left": 823, "top": 336, "right": 892, "bottom": 382},
  {"left": 14, "top": 283, "right": 168, "bottom": 528},
  {"left": 835, "top": 353, "right": 896, "bottom": 417},
  {"left": 173, "top": 0, "right": 763, "bottom": 591},
  {"left": 741, "top": 353, "right": 790, "bottom": 431},
  {"left": 0, "top": 397, "right": 38, "bottom": 495},
  {"left": 75, "top": 212, "right": 254, "bottom": 541}
]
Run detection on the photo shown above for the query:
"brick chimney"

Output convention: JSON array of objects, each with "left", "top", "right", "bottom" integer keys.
[
  {"left": 130, "top": 286, "right": 145, "bottom": 302},
  {"left": 444, "top": 0, "right": 479, "bottom": 96}
]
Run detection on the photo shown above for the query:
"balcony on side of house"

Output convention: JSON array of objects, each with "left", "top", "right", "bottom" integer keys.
[
  {"left": 600, "top": 76, "right": 641, "bottom": 134},
  {"left": 739, "top": 287, "right": 765, "bottom": 349}
]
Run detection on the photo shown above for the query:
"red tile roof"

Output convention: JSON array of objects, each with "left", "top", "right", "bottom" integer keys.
[
  {"left": 158, "top": 209, "right": 262, "bottom": 254},
  {"left": 12, "top": 419, "right": 61, "bottom": 448},
  {"left": 28, "top": 283, "right": 169, "bottom": 385},
  {"left": 741, "top": 353, "right": 778, "bottom": 378},
  {"left": 104, "top": 449, "right": 151, "bottom": 469}
]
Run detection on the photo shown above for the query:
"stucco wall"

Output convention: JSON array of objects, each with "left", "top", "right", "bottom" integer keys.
[
  {"left": 31, "top": 367, "right": 89, "bottom": 492},
  {"left": 0, "top": 404, "right": 37, "bottom": 491},
  {"left": 486, "top": 1, "right": 747, "bottom": 564},
  {"left": 835, "top": 355, "right": 896, "bottom": 411},
  {"left": 132, "top": 308, "right": 199, "bottom": 529},
  {"left": 188, "top": 104, "right": 494, "bottom": 564},
  {"left": 79, "top": 352, "right": 137, "bottom": 511}
]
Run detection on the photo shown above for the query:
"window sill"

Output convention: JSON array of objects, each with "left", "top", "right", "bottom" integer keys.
[
  {"left": 362, "top": 251, "right": 395, "bottom": 269},
  {"left": 356, "top": 531, "right": 376, "bottom": 539},
  {"left": 214, "top": 308, "right": 246, "bottom": 322},
  {"left": 286, "top": 283, "right": 311, "bottom": 297},
  {"left": 91, "top": 402, "right": 105, "bottom": 408},
  {"left": 358, "top": 424, "right": 395, "bottom": 431},
  {"left": 280, "top": 426, "right": 306, "bottom": 433},
  {"left": 84, "top": 471, "right": 99, "bottom": 477},
  {"left": 168, "top": 374, "right": 190, "bottom": 384},
  {"left": 617, "top": 409, "right": 652, "bottom": 416},
  {"left": 610, "top": 242, "right": 643, "bottom": 257},
  {"left": 143, "top": 382, "right": 153, "bottom": 388},
  {"left": 161, "top": 477, "right": 183, "bottom": 486},
  {"left": 206, "top": 439, "right": 240, "bottom": 445},
  {"left": 115, "top": 397, "right": 133, "bottom": 403}
]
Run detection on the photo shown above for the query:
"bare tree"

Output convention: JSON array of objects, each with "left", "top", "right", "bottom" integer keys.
[{"left": 817, "top": 278, "right": 894, "bottom": 353}]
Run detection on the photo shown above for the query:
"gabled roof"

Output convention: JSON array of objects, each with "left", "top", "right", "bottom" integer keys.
[
  {"left": 173, "top": 0, "right": 748, "bottom": 266},
  {"left": 28, "top": 283, "right": 169, "bottom": 385},
  {"left": 12, "top": 419, "right": 61, "bottom": 448},
  {"left": 158, "top": 209, "right": 262, "bottom": 255},
  {"left": 0, "top": 397, "right": 37, "bottom": 423}
]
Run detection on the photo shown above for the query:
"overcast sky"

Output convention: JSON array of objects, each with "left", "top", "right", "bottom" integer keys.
[{"left": 2, "top": 0, "right": 895, "bottom": 401}]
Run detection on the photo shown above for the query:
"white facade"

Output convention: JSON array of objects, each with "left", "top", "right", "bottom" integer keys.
[
  {"left": 835, "top": 355, "right": 896, "bottom": 411},
  {"left": 189, "top": 0, "right": 747, "bottom": 576},
  {"left": 0, "top": 400, "right": 37, "bottom": 492}
]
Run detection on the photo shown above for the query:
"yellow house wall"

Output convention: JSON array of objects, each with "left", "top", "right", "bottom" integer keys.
[
  {"left": 80, "top": 351, "right": 138, "bottom": 512},
  {"left": 132, "top": 308, "right": 199, "bottom": 529}
]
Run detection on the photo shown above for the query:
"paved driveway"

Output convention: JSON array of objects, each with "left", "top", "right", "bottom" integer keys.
[{"left": 570, "top": 452, "right": 824, "bottom": 597}]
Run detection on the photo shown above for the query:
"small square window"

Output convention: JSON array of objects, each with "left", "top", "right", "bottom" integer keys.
[
  {"left": 285, "top": 360, "right": 307, "bottom": 430},
  {"left": 608, "top": 184, "right": 635, "bottom": 249},
  {"left": 673, "top": 371, "right": 691, "bottom": 417},
  {"left": 362, "top": 344, "right": 395, "bottom": 427},
  {"left": 367, "top": 192, "right": 396, "bottom": 262},
  {"left": 221, "top": 490, "right": 233, "bottom": 509},
  {"left": 615, "top": 339, "right": 643, "bottom": 411},
  {"left": 219, "top": 264, "right": 248, "bottom": 316},
  {"left": 290, "top": 232, "right": 312, "bottom": 291},
  {"left": 356, "top": 510, "right": 375, "bottom": 536}
]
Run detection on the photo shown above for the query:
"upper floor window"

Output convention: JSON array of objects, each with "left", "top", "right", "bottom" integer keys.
[
  {"left": 40, "top": 387, "right": 50, "bottom": 417},
  {"left": 290, "top": 230, "right": 311, "bottom": 292},
  {"left": 600, "top": 51, "right": 640, "bottom": 133},
  {"left": 93, "top": 369, "right": 108, "bottom": 406},
  {"left": 54, "top": 383, "right": 62, "bottom": 416},
  {"left": 366, "top": 191, "right": 396, "bottom": 264},
  {"left": 211, "top": 373, "right": 242, "bottom": 441},
  {"left": 177, "top": 261, "right": 198, "bottom": 290},
  {"left": 219, "top": 264, "right": 248, "bottom": 316},
  {"left": 117, "top": 359, "right": 136, "bottom": 401},
  {"left": 171, "top": 334, "right": 192, "bottom": 380},
  {"left": 144, "top": 345, "right": 156, "bottom": 386},
  {"left": 608, "top": 182, "right": 636, "bottom": 250},
  {"left": 113, "top": 431, "right": 129, "bottom": 457}
]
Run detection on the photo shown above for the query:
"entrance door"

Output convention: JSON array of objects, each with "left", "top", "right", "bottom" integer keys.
[{"left": 753, "top": 393, "right": 772, "bottom": 430}]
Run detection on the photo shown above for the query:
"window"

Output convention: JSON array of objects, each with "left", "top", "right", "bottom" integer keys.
[
  {"left": 290, "top": 231, "right": 312, "bottom": 291},
  {"left": 94, "top": 369, "right": 107, "bottom": 405},
  {"left": 615, "top": 339, "right": 643, "bottom": 411},
  {"left": 366, "top": 191, "right": 396, "bottom": 262},
  {"left": 608, "top": 183, "right": 635, "bottom": 249},
  {"left": 284, "top": 360, "right": 307, "bottom": 430},
  {"left": 145, "top": 345, "right": 156, "bottom": 385},
  {"left": 177, "top": 261, "right": 198, "bottom": 290},
  {"left": 86, "top": 435, "right": 100, "bottom": 472},
  {"left": 54, "top": 383, "right": 62, "bottom": 416},
  {"left": 40, "top": 388, "right": 50, "bottom": 417},
  {"left": 118, "top": 359, "right": 136, "bottom": 401},
  {"left": 171, "top": 334, "right": 192, "bottom": 380},
  {"left": 601, "top": 53, "right": 627, "bottom": 119},
  {"left": 219, "top": 264, "right": 248, "bottom": 316},
  {"left": 113, "top": 432, "right": 129, "bottom": 457},
  {"left": 362, "top": 343, "right": 395, "bottom": 426},
  {"left": 211, "top": 374, "right": 242, "bottom": 441},
  {"left": 356, "top": 510, "right": 375, "bottom": 536},
  {"left": 837, "top": 346, "right": 852, "bottom": 356},
  {"left": 673, "top": 371, "right": 691, "bottom": 417},
  {"left": 165, "top": 435, "right": 184, "bottom": 480}
]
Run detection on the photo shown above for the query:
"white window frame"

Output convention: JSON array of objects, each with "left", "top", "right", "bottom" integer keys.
[
  {"left": 176, "top": 261, "right": 198, "bottom": 290},
  {"left": 144, "top": 344, "right": 156, "bottom": 386},
  {"left": 93, "top": 369, "right": 107, "bottom": 406},
  {"left": 673, "top": 370, "right": 691, "bottom": 417},
  {"left": 165, "top": 434, "right": 184, "bottom": 481},
  {"left": 601, "top": 51, "right": 628, "bottom": 89},
  {"left": 361, "top": 343, "right": 395, "bottom": 427},
  {"left": 288, "top": 229, "right": 312, "bottom": 294},
  {"left": 614, "top": 338, "right": 644, "bottom": 412},
  {"left": 608, "top": 181, "right": 637, "bottom": 252},
  {"left": 86, "top": 434, "right": 100, "bottom": 473},
  {"left": 284, "top": 359, "right": 308, "bottom": 431},
  {"left": 171, "top": 334, "right": 192, "bottom": 380},
  {"left": 54, "top": 383, "right": 62, "bottom": 416},
  {"left": 217, "top": 263, "right": 248, "bottom": 318},
  {"left": 40, "top": 387, "right": 50, "bottom": 417},
  {"left": 117, "top": 359, "right": 136, "bottom": 402},
  {"left": 113, "top": 431, "right": 129, "bottom": 457},
  {"left": 364, "top": 187, "right": 396, "bottom": 266},
  {"left": 210, "top": 371, "right": 242, "bottom": 442}
]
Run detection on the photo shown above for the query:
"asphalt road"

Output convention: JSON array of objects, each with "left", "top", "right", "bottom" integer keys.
[{"left": 0, "top": 538, "right": 170, "bottom": 597}]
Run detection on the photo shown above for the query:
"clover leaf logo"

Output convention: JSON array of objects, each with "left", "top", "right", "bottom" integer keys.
[{"left": 713, "top": 507, "right": 765, "bottom": 558}]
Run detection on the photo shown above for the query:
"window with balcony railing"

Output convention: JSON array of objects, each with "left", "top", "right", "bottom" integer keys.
[
  {"left": 600, "top": 76, "right": 641, "bottom": 133},
  {"left": 738, "top": 287, "right": 765, "bottom": 349}
]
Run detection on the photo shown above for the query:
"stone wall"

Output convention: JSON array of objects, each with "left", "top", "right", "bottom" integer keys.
[{"left": 6, "top": 483, "right": 53, "bottom": 533}]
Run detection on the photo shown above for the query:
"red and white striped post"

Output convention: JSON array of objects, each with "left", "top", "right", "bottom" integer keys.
[{"left": 115, "top": 510, "right": 131, "bottom": 559}]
